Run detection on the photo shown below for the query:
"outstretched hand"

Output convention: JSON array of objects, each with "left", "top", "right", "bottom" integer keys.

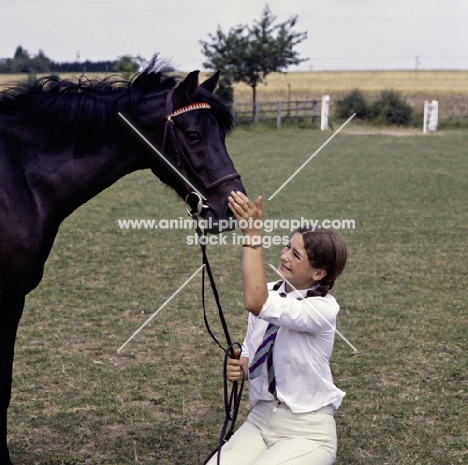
[
  {"left": 228, "top": 191, "right": 263, "bottom": 235},
  {"left": 228, "top": 191, "right": 268, "bottom": 315}
]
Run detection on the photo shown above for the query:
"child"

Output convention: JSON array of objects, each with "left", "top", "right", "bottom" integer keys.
[{"left": 207, "top": 191, "right": 347, "bottom": 465}]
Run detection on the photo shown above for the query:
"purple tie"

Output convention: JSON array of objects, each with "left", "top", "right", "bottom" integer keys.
[{"left": 248, "top": 292, "right": 286, "bottom": 398}]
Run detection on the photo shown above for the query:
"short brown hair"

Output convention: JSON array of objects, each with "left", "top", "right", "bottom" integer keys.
[{"left": 295, "top": 228, "right": 347, "bottom": 297}]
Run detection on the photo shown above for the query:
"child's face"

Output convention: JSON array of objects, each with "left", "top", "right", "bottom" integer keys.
[{"left": 278, "top": 233, "right": 325, "bottom": 291}]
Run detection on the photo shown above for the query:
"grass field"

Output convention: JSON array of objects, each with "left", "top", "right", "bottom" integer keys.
[{"left": 7, "top": 125, "right": 468, "bottom": 464}]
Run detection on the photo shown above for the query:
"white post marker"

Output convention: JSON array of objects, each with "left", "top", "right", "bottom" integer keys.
[
  {"left": 117, "top": 264, "right": 206, "bottom": 353},
  {"left": 321, "top": 95, "right": 330, "bottom": 130},
  {"left": 423, "top": 100, "right": 439, "bottom": 133}
]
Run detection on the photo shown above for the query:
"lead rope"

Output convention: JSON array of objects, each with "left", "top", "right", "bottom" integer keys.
[
  {"left": 162, "top": 88, "right": 244, "bottom": 461},
  {"left": 193, "top": 220, "right": 245, "bottom": 465}
]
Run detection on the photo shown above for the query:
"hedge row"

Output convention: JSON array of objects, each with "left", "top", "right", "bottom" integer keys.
[{"left": 335, "top": 89, "right": 413, "bottom": 126}]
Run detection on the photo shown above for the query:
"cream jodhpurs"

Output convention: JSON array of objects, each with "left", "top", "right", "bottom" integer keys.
[{"left": 206, "top": 400, "right": 337, "bottom": 465}]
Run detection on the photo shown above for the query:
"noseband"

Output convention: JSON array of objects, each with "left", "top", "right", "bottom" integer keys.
[{"left": 161, "top": 88, "right": 241, "bottom": 217}]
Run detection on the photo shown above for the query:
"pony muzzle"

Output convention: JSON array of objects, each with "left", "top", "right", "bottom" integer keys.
[{"left": 185, "top": 192, "right": 208, "bottom": 217}]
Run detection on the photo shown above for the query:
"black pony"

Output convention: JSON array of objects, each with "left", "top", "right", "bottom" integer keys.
[{"left": 0, "top": 57, "right": 245, "bottom": 464}]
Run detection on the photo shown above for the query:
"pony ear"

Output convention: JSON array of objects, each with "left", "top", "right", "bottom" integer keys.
[
  {"left": 173, "top": 70, "right": 200, "bottom": 104},
  {"left": 200, "top": 71, "right": 220, "bottom": 94}
]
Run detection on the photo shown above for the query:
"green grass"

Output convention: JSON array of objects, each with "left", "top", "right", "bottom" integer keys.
[{"left": 9, "top": 127, "right": 468, "bottom": 464}]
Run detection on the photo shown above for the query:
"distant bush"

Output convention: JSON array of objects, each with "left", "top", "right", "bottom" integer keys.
[
  {"left": 370, "top": 90, "right": 413, "bottom": 126},
  {"left": 334, "top": 89, "right": 414, "bottom": 126},
  {"left": 335, "top": 89, "right": 369, "bottom": 119}
]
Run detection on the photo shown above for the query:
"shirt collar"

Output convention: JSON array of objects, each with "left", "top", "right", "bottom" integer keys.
[{"left": 277, "top": 281, "right": 319, "bottom": 299}]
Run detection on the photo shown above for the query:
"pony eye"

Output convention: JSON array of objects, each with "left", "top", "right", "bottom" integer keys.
[{"left": 186, "top": 131, "right": 202, "bottom": 145}]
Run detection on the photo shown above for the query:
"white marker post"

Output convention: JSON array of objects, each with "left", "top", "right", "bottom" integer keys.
[
  {"left": 321, "top": 95, "right": 330, "bottom": 130},
  {"left": 423, "top": 100, "right": 438, "bottom": 133}
]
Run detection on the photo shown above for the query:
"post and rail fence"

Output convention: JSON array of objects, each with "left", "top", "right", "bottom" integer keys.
[
  {"left": 232, "top": 95, "right": 467, "bottom": 132},
  {"left": 233, "top": 98, "right": 323, "bottom": 128}
]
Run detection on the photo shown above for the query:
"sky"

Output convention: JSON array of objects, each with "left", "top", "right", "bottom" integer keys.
[{"left": 1, "top": 0, "right": 468, "bottom": 72}]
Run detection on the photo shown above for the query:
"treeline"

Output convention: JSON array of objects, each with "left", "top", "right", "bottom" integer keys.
[
  {"left": 0, "top": 46, "right": 139, "bottom": 74},
  {"left": 49, "top": 60, "right": 118, "bottom": 73}
]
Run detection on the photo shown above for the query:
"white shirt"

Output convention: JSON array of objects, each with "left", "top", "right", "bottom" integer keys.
[{"left": 241, "top": 281, "right": 345, "bottom": 413}]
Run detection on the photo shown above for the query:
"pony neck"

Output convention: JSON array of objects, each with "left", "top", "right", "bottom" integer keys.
[{"left": 24, "top": 145, "right": 145, "bottom": 222}]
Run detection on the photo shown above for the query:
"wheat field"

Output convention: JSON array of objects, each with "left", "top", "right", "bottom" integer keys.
[
  {"left": 2, "top": 70, "right": 468, "bottom": 96},
  {"left": 2, "top": 69, "right": 468, "bottom": 114},
  {"left": 228, "top": 70, "right": 468, "bottom": 100}
]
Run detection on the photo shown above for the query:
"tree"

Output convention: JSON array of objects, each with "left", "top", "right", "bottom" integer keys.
[
  {"left": 113, "top": 55, "right": 142, "bottom": 78},
  {"left": 200, "top": 5, "right": 308, "bottom": 109},
  {"left": 0, "top": 46, "right": 52, "bottom": 73},
  {"left": 50, "top": 59, "right": 119, "bottom": 73},
  {"left": 30, "top": 50, "right": 52, "bottom": 73},
  {"left": 11, "top": 46, "right": 31, "bottom": 73}
]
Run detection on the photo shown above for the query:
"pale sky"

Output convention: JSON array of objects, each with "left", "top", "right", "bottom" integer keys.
[{"left": 1, "top": 0, "right": 467, "bottom": 72}]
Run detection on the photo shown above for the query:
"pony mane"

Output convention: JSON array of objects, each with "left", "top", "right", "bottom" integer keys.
[{"left": 0, "top": 55, "right": 234, "bottom": 156}]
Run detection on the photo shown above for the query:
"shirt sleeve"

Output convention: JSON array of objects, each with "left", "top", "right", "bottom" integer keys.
[
  {"left": 258, "top": 292, "right": 339, "bottom": 334},
  {"left": 240, "top": 313, "right": 255, "bottom": 359}
]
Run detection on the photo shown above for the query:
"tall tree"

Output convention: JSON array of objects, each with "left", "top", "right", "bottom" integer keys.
[
  {"left": 11, "top": 46, "right": 31, "bottom": 73},
  {"left": 200, "top": 5, "right": 308, "bottom": 108},
  {"left": 0, "top": 46, "right": 52, "bottom": 73}
]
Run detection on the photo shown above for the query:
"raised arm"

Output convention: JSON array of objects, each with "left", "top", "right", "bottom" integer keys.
[{"left": 228, "top": 191, "right": 268, "bottom": 316}]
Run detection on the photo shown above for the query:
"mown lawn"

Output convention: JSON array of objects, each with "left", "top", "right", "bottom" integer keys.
[{"left": 8, "top": 126, "right": 468, "bottom": 464}]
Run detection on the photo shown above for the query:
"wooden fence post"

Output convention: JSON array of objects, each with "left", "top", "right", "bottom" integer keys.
[
  {"left": 277, "top": 101, "right": 282, "bottom": 128},
  {"left": 312, "top": 99, "right": 317, "bottom": 125}
]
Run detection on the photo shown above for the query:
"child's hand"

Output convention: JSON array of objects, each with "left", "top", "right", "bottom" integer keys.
[
  {"left": 226, "top": 348, "right": 244, "bottom": 382},
  {"left": 228, "top": 191, "right": 263, "bottom": 235}
]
